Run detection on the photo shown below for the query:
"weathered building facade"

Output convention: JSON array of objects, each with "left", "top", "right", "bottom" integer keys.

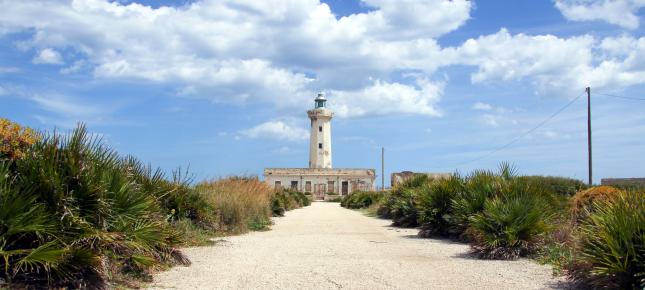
[{"left": 264, "top": 94, "right": 375, "bottom": 199}]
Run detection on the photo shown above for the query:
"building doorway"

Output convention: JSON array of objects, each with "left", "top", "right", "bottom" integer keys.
[
  {"left": 314, "top": 184, "right": 326, "bottom": 200},
  {"left": 341, "top": 181, "right": 349, "bottom": 195}
]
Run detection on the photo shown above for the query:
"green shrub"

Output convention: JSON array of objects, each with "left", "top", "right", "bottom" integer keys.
[
  {"left": 390, "top": 188, "right": 421, "bottom": 227},
  {"left": 469, "top": 189, "right": 550, "bottom": 259},
  {"left": 377, "top": 175, "right": 429, "bottom": 221},
  {"left": 325, "top": 196, "right": 342, "bottom": 202},
  {"left": 518, "top": 175, "right": 588, "bottom": 196},
  {"left": 270, "top": 189, "right": 310, "bottom": 217},
  {"left": 417, "top": 176, "right": 463, "bottom": 237},
  {"left": 399, "top": 174, "right": 430, "bottom": 188},
  {"left": 451, "top": 170, "right": 498, "bottom": 237},
  {"left": 376, "top": 191, "right": 395, "bottom": 219},
  {"left": 570, "top": 191, "right": 645, "bottom": 289},
  {"left": 340, "top": 191, "right": 381, "bottom": 209},
  {"left": 0, "top": 125, "right": 188, "bottom": 287}
]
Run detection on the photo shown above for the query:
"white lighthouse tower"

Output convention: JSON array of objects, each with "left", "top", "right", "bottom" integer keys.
[{"left": 307, "top": 93, "right": 333, "bottom": 168}]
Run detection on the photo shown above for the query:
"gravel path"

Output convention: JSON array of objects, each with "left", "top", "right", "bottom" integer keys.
[{"left": 149, "top": 202, "right": 564, "bottom": 290}]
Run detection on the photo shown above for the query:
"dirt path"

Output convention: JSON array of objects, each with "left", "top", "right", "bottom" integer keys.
[{"left": 150, "top": 202, "right": 564, "bottom": 289}]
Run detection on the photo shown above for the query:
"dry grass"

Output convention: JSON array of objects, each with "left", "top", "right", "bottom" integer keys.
[
  {"left": 196, "top": 177, "right": 274, "bottom": 233},
  {"left": 571, "top": 186, "right": 622, "bottom": 221}
]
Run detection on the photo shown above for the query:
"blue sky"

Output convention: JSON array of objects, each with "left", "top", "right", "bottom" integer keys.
[{"left": 1, "top": 0, "right": 644, "bottom": 186}]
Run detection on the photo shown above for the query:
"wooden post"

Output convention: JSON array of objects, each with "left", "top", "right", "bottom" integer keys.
[
  {"left": 381, "top": 147, "right": 385, "bottom": 191},
  {"left": 586, "top": 87, "right": 592, "bottom": 186}
]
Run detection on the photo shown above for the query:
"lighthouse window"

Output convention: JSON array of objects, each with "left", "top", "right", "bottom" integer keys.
[
  {"left": 318, "top": 143, "right": 323, "bottom": 149},
  {"left": 318, "top": 126, "right": 322, "bottom": 132}
]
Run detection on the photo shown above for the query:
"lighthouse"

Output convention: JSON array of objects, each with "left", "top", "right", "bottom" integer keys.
[
  {"left": 307, "top": 93, "right": 333, "bottom": 168},
  {"left": 264, "top": 92, "right": 374, "bottom": 198}
]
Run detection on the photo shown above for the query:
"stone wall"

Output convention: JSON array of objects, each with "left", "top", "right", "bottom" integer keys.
[
  {"left": 391, "top": 171, "right": 451, "bottom": 187},
  {"left": 601, "top": 177, "right": 645, "bottom": 187}
]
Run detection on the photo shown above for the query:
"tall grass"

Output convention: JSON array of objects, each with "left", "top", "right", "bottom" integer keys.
[{"left": 196, "top": 177, "right": 273, "bottom": 233}]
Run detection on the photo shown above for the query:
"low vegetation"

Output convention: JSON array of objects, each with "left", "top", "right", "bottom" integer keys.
[
  {"left": 0, "top": 119, "right": 309, "bottom": 288},
  {"left": 342, "top": 162, "right": 644, "bottom": 289},
  {"left": 339, "top": 191, "right": 382, "bottom": 209}
]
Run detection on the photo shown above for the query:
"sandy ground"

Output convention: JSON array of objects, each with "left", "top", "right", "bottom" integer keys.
[{"left": 149, "top": 202, "right": 565, "bottom": 290}]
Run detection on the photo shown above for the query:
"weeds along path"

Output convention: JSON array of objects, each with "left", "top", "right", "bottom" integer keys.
[{"left": 149, "top": 202, "right": 563, "bottom": 290}]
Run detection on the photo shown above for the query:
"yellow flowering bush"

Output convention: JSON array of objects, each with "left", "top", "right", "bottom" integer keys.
[{"left": 0, "top": 118, "right": 39, "bottom": 160}]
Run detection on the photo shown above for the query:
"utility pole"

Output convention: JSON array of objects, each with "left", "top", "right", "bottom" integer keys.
[
  {"left": 381, "top": 147, "right": 385, "bottom": 191},
  {"left": 586, "top": 87, "right": 592, "bottom": 186}
]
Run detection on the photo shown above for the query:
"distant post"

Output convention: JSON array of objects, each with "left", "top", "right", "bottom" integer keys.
[
  {"left": 586, "top": 87, "right": 592, "bottom": 186},
  {"left": 381, "top": 147, "right": 385, "bottom": 191}
]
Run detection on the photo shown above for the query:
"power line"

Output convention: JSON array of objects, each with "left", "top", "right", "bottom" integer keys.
[
  {"left": 452, "top": 91, "right": 586, "bottom": 168},
  {"left": 595, "top": 92, "right": 645, "bottom": 101}
]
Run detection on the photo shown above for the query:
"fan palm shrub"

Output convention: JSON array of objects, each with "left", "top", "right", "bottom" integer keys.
[
  {"left": 417, "top": 176, "right": 463, "bottom": 237},
  {"left": 468, "top": 183, "right": 550, "bottom": 259},
  {"left": 451, "top": 169, "right": 499, "bottom": 238},
  {"left": 390, "top": 188, "right": 422, "bottom": 227},
  {"left": 1, "top": 124, "right": 189, "bottom": 288},
  {"left": 570, "top": 191, "right": 645, "bottom": 289},
  {"left": 377, "top": 174, "right": 429, "bottom": 220}
]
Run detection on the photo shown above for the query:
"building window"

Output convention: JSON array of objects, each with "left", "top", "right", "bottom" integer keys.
[
  {"left": 275, "top": 181, "right": 282, "bottom": 189},
  {"left": 318, "top": 143, "right": 322, "bottom": 149},
  {"left": 290, "top": 181, "right": 298, "bottom": 190},
  {"left": 319, "top": 126, "right": 322, "bottom": 132},
  {"left": 305, "top": 181, "right": 312, "bottom": 192},
  {"left": 327, "top": 181, "right": 335, "bottom": 193}
]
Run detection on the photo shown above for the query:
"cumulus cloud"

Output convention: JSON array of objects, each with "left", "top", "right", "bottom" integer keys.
[
  {"left": 330, "top": 79, "right": 443, "bottom": 118},
  {"left": 240, "top": 121, "right": 309, "bottom": 141},
  {"left": 32, "top": 48, "right": 64, "bottom": 64},
  {"left": 555, "top": 0, "right": 645, "bottom": 29},
  {"left": 1, "top": 0, "right": 645, "bottom": 118},
  {"left": 0, "top": 0, "right": 470, "bottom": 117},
  {"left": 447, "top": 29, "right": 645, "bottom": 95}
]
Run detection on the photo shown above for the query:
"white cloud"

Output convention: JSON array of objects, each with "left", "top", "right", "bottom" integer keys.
[
  {"left": 331, "top": 79, "right": 443, "bottom": 118},
  {"left": 555, "top": 0, "right": 645, "bottom": 29},
  {"left": 0, "top": 85, "right": 6, "bottom": 96},
  {"left": 32, "top": 48, "right": 64, "bottom": 64},
  {"left": 0, "top": 0, "right": 465, "bottom": 117},
  {"left": 472, "top": 102, "right": 493, "bottom": 111},
  {"left": 448, "top": 29, "right": 645, "bottom": 95},
  {"left": 356, "top": 0, "right": 472, "bottom": 39},
  {"left": 240, "top": 121, "right": 309, "bottom": 141},
  {"left": 1, "top": 0, "right": 645, "bottom": 118}
]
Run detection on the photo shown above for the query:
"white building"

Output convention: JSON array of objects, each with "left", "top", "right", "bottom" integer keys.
[{"left": 264, "top": 93, "right": 375, "bottom": 199}]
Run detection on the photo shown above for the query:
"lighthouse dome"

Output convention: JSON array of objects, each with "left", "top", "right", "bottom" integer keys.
[{"left": 315, "top": 93, "right": 327, "bottom": 108}]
